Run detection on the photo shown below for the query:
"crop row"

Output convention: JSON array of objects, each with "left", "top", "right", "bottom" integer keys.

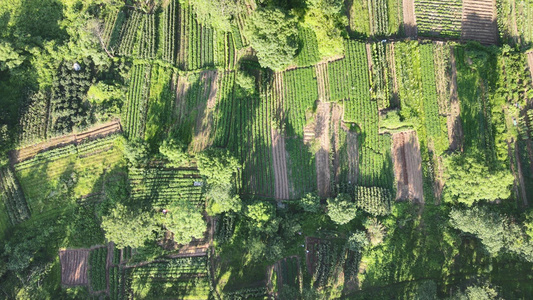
[
  {"left": 215, "top": 213, "right": 236, "bottom": 243},
  {"left": 355, "top": 185, "right": 392, "bottom": 216},
  {"left": 186, "top": 6, "right": 215, "bottom": 70},
  {"left": 358, "top": 142, "right": 394, "bottom": 189},
  {"left": 283, "top": 67, "right": 318, "bottom": 137},
  {"left": 18, "top": 92, "right": 49, "bottom": 146},
  {"left": 128, "top": 167, "right": 204, "bottom": 208},
  {"left": 343, "top": 41, "right": 372, "bottom": 122},
  {"left": 117, "top": 10, "right": 142, "bottom": 56},
  {"left": 369, "top": 0, "right": 390, "bottom": 36},
  {"left": 161, "top": 0, "right": 178, "bottom": 64},
  {"left": 312, "top": 241, "right": 341, "bottom": 288},
  {"left": 213, "top": 71, "right": 236, "bottom": 147},
  {"left": 0, "top": 167, "right": 31, "bottom": 224},
  {"left": 137, "top": 13, "right": 157, "bottom": 59},
  {"left": 370, "top": 42, "right": 391, "bottom": 110},
  {"left": 109, "top": 266, "right": 122, "bottom": 300},
  {"left": 222, "top": 287, "right": 268, "bottom": 300},
  {"left": 123, "top": 64, "right": 151, "bottom": 140},
  {"left": 280, "top": 257, "right": 299, "bottom": 288},
  {"left": 215, "top": 32, "right": 236, "bottom": 70},
  {"left": 296, "top": 26, "right": 320, "bottom": 67},
  {"left": 89, "top": 247, "right": 108, "bottom": 292},
  {"left": 129, "top": 256, "right": 207, "bottom": 278},
  {"left": 415, "top": 0, "right": 462, "bottom": 38}
]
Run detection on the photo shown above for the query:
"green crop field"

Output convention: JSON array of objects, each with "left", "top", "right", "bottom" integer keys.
[{"left": 1, "top": 0, "right": 533, "bottom": 299}]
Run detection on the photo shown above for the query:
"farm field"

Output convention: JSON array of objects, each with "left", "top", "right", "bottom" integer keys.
[{"left": 2, "top": 0, "right": 533, "bottom": 299}]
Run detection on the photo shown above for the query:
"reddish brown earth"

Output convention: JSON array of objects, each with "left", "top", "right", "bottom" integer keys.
[
  {"left": 461, "top": 0, "right": 498, "bottom": 44},
  {"left": 402, "top": 0, "right": 418, "bottom": 37},
  {"left": 12, "top": 120, "right": 121, "bottom": 164},
  {"left": 315, "top": 101, "right": 331, "bottom": 199},
  {"left": 392, "top": 131, "right": 424, "bottom": 203},
  {"left": 447, "top": 47, "right": 464, "bottom": 152},
  {"left": 59, "top": 249, "right": 90, "bottom": 286}
]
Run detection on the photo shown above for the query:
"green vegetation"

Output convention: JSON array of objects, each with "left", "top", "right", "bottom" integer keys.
[{"left": 2, "top": 1, "right": 533, "bottom": 299}]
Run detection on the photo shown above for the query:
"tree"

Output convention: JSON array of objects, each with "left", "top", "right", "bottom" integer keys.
[
  {"left": 206, "top": 182, "right": 242, "bottom": 214},
  {"left": 0, "top": 42, "right": 24, "bottom": 71},
  {"left": 159, "top": 138, "right": 188, "bottom": 167},
  {"left": 123, "top": 138, "right": 150, "bottom": 166},
  {"left": 196, "top": 148, "right": 240, "bottom": 184},
  {"left": 245, "top": 201, "right": 278, "bottom": 233},
  {"left": 244, "top": 8, "right": 298, "bottom": 70},
  {"left": 101, "top": 203, "right": 156, "bottom": 249},
  {"left": 327, "top": 193, "right": 357, "bottom": 225},
  {"left": 364, "top": 217, "right": 386, "bottom": 246},
  {"left": 158, "top": 201, "right": 207, "bottom": 245},
  {"left": 443, "top": 153, "right": 513, "bottom": 205},
  {"left": 187, "top": 0, "right": 241, "bottom": 31},
  {"left": 347, "top": 231, "right": 368, "bottom": 252},
  {"left": 303, "top": 0, "right": 347, "bottom": 58},
  {"left": 299, "top": 192, "right": 321, "bottom": 213}
]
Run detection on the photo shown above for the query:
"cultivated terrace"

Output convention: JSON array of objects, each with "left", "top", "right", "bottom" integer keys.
[{"left": 1, "top": 0, "right": 533, "bottom": 299}]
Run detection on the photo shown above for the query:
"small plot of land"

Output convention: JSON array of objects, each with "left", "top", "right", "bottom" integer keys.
[
  {"left": 315, "top": 62, "right": 330, "bottom": 102},
  {"left": 330, "top": 103, "right": 343, "bottom": 183},
  {"left": 11, "top": 120, "right": 121, "bottom": 164},
  {"left": 272, "top": 128, "right": 290, "bottom": 200},
  {"left": 305, "top": 237, "right": 322, "bottom": 275},
  {"left": 60, "top": 249, "right": 90, "bottom": 286},
  {"left": 461, "top": 0, "right": 498, "bottom": 44},
  {"left": 414, "top": 0, "right": 462, "bottom": 37},
  {"left": 527, "top": 51, "right": 533, "bottom": 84},
  {"left": 315, "top": 101, "right": 331, "bottom": 199},
  {"left": 346, "top": 131, "right": 359, "bottom": 184},
  {"left": 403, "top": 0, "right": 418, "bottom": 37},
  {"left": 266, "top": 256, "right": 301, "bottom": 297},
  {"left": 192, "top": 70, "right": 218, "bottom": 152},
  {"left": 391, "top": 131, "right": 424, "bottom": 203},
  {"left": 448, "top": 47, "right": 464, "bottom": 152}
]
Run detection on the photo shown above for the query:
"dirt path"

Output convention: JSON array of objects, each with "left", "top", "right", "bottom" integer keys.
[
  {"left": 392, "top": 131, "right": 424, "bottom": 203},
  {"left": 315, "top": 101, "right": 331, "bottom": 199},
  {"left": 192, "top": 70, "right": 218, "bottom": 152},
  {"left": 461, "top": 0, "right": 498, "bottom": 44},
  {"left": 315, "top": 62, "right": 329, "bottom": 102},
  {"left": 447, "top": 47, "right": 464, "bottom": 152},
  {"left": 12, "top": 120, "right": 121, "bottom": 164},
  {"left": 402, "top": 0, "right": 418, "bottom": 37},
  {"left": 527, "top": 51, "right": 533, "bottom": 85},
  {"left": 513, "top": 140, "right": 528, "bottom": 206}
]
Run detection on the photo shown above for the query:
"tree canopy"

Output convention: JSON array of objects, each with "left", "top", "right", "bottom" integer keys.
[
  {"left": 244, "top": 8, "right": 298, "bottom": 70},
  {"left": 327, "top": 193, "right": 357, "bottom": 225}
]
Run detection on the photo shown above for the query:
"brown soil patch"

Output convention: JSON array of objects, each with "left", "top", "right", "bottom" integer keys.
[
  {"left": 527, "top": 51, "right": 533, "bottom": 85},
  {"left": 461, "top": 0, "right": 498, "bottom": 44},
  {"left": 59, "top": 249, "right": 90, "bottom": 286},
  {"left": 305, "top": 237, "right": 322, "bottom": 274},
  {"left": 192, "top": 70, "right": 218, "bottom": 152},
  {"left": 315, "top": 101, "right": 331, "bottom": 199},
  {"left": 12, "top": 120, "right": 121, "bottom": 164},
  {"left": 402, "top": 0, "right": 418, "bottom": 37},
  {"left": 315, "top": 62, "right": 330, "bottom": 102},
  {"left": 174, "top": 74, "right": 190, "bottom": 125},
  {"left": 428, "top": 141, "right": 445, "bottom": 204},
  {"left": 448, "top": 47, "right": 464, "bottom": 152},
  {"left": 433, "top": 42, "right": 451, "bottom": 115},
  {"left": 392, "top": 131, "right": 424, "bottom": 203}
]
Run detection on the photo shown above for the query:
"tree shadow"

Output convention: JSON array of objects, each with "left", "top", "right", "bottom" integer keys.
[{"left": 11, "top": 0, "right": 67, "bottom": 43}]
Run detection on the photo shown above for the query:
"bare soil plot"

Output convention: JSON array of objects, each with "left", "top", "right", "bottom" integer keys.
[
  {"left": 403, "top": 0, "right": 418, "bottom": 37},
  {"left": 315, "top": 101, "right": 331, "bottom": 199},
  {"left": 448, "top": 47, "right": 464, "bottom": 152},
  {"left": 174, "top": 74, "right": 190, "bottom": 125},
  {"left": 192, "top": 70, "right": 218, "bottom": 152},
  {"left": 59, "top": 249, "right": 90, "bottom": 286},
  {"left": 12, "top": 120, "right": 121, "bottom": 164},
  {"left": 391, "top": 131, "right": 424, "bottom": 203},
  {"left": 511, "top": 140, "right": 529, "bottom": 206},
  {"left": 388, "top": 43, "right": 399, "bottom": 106},
  {"left": 315, "top": 62, "right": 330, "bottom": 102},
  {"left": 461, "top": 0, "right": 498, "bottom": 44},
  {"left": 527, "top": 51, "right": 533, "bottom": 85}
]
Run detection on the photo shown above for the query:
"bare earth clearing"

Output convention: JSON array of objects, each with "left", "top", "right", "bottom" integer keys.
[
  {"left": 12, "top": 120, "right": 121, "bottom": 164},
  {"left": 461, "top": 0, "right": 498, "bottom": 44},
  {"left": 192, "top": 70, "right": 218, "bottom": 152},
  {"left": 315, "top": 62, "right": 330, "bottom": 102},
  {"left": 315, "top": 101, "right": 331, "bottom": 199},
  {"left": 330, "top": 103, "right": 343, "bottom": 183},
  {"left": 59, "top": 249, "right": 90, "bottom": 286},
  {"left": 403, "top": 0, "right": 418, "bottom": 37},
  {"left": 392, "top": 131, "right": 424, "bottom": 203},
  {"left": 447, "top": 47, "right": 464, "bottom": 152}
]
